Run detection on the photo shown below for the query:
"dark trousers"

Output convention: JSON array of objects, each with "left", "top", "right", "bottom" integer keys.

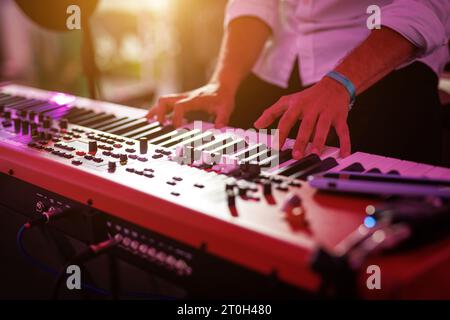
[{"left": 229, "top": 62, "right": 442, "bottom": 165}]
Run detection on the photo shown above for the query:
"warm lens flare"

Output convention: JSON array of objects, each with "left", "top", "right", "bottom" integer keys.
[{"left": 97, "top": 0, "right": 171, "bottom": 14}]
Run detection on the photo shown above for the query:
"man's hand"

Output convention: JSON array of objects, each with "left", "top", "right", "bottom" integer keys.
[
  {"left": 254, "top": 77, "right": 351, "bottom": 159},
  {"left": 146, "top": 83, "right": 235, "bottom": 128},
  {"left": 147, "top": 16, "right": 271, "bottom": 129}
]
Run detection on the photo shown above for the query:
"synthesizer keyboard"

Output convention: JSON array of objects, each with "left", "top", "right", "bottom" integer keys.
[{"left": 1, "top": 84, "right": 450, "bottom": 297}]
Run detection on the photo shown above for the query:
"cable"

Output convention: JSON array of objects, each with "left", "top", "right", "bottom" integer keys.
[
  {"left": 17, "top": 224, "right": 110, "bottom": 297},
  {"left": 25, "top": 207, "right": 76, "bottom": 229},
  {"left": 17, "top": 222, "right": 175, "bottom": 300},
  {"left": 51, "top": 235, "right": 122, "bottom": 299}
]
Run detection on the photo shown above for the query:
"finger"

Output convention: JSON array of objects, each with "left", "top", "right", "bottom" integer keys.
[
  {"left": 334, "top": 118, "right": 351, "bottom": 158},
  {"left": 274, "top": 107, "right": 301, "bottom": 150},
  {"left": 310, "top": 114, "right": 332, "bottom": 155},
  {"left": 147, "top": 104, "right": 167, "bottom": 124},
  {"left": 254, "top": 97, "right": 290, "bottom": 129},
  {"left": 292, "top": 113, "right": 317, "bottom": 159},
  {"left": 215, "top": 105, "right": 232, "bottom": 128},
  {"left": 147, "top": 95, "right": 184, "bottom": 123},
  {"left": 172, "top": 96, "right": 205, "bottom": 127},
  {"left": 146, "top": 105, "right": 158, "bottom": 119}
]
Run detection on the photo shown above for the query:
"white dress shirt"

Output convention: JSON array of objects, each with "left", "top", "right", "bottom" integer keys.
[{"left": 225, "top": 0, "right": 450, "bottom": 88}]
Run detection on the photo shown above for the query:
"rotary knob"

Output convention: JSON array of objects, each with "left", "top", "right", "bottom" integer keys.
[
  {"left": 139, "top": 138, "right": 148, "bottom": 154},
  {"left": 88, "top": 141, "right": 98, "bottom": 154},
  {"left": 13, "top": 118, "right": 21, "bottom": 133},
  {"left": 59, "top": 118, "right": 68, "bottom": 130},
  {"left": 21, "top": 120, "right": 30, "bottom": 135}
]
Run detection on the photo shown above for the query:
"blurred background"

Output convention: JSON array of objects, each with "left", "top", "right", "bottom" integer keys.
[{"left": 0, "top": 0, "right": 227, "bottom": 107}]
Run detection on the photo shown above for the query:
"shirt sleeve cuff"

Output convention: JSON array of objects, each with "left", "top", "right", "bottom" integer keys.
[
  {"left": 224, "top": 0, "right": 278, "bottom": 31},
  {"left": 381, "top": 0, "right": 449, "bottom": 57}
]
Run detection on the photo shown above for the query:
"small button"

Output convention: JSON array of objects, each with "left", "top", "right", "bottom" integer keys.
[
  {"left": 113, "top": 143, "right": 122, "bottom": 148},
  {"left": 131, "top": 241, "right": 139, "bottom": 251},
  {"left": 144, "top": 168, "right": 154, "bottom": 172},
  {"left": 76, "top": 151, "right": 86, "bottom": 156},
  {"left": 156, "top": 252, "right": 166, "bottom": 263},
  {"left": 126, "top": 167, "right": 135, "bottom": 173},
  {"left": 111, "top": 153, "right": 120, "bottom": 159},
  {"left": 166, "top": 181, "right": 176, "bottom": 186},
  {"left": 166, "top": 255, "right": 177, "bottom": 268},
  {"left": 135, "top": 170, "right": 144, "bottom": 175},
  {"left": 144, "top": 173, "right": 154, "bottom": 178},
  {"left": 125, "top": 148, "right": 136, "bottom": 153},
  {"left": 102, "top": 151, "right": 111, "bottom": 156},
  {"left": 138, "top": 157, "right": 148, "bottom": 162},
  {"left": 271, "top": 177, "right": 283, "bottom": 184},
  {"left": 288, "top": 181, "right": 301, "bottom": 188},
  {"left": 147, "top": 247, "right": 156, "bottom": 259},
  {"left": 173, "top": 177, "right": 183, "bottom": 181},
  {"left": 139, "top": 244, "right": 148, "bottom": 254},
  {"left": 152, "top": 154, "right": 163, "bottom": 159},
  {"left": 194, "top": 183, "right": 204, "bottom": 189},
  {"left": 120, "top": 154, "right": 128, "bottom": 162},
  {"left": 126, "top": 141, "right": 135, "bottom": 146},
  {"left": 129, "top": 154, "right": 138, "bottom": 160},
  {"left": 93, "top": 157, "right": 103, "bottom": 163},
  {"left": 171, "top": 192, "right": 180, "bottom": 196},
  {"left": 276, "top": 185, "right": 289, "bottom": 192},
  {"left": 84, "top": 155, "right": 93, "bottom": 160},
  {"left": 72, "top": 160, "right": 82, "bottom": 166}
]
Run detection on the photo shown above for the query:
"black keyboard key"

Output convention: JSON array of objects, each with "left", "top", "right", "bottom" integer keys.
[
  {"left": 6, "top": 99, "right": 44, "bottom": 110},
  {"left": 209, "top": 139, "right": 247, "bottom": 155},
  {"left": 276, "top": 153, "right": 321, "bottom": 176},
  {"left": 290, "top": 157, "right": 338, "bottom": 180},
  {"left": 341, "top": 162, "right": 365, "bottom": 172},
  {"left": 77, "top": 114, "right": 116, "bottom": 127},
  {"left": 367, "top": 168, "right": 382, "bottom": 174},
  {"left": 0, "top": 93, "right": 11, "bottom": 100},
  {"left": 89, "top": 117, "right": 129, "bottom": 130},
  {"left": 0, "top": 96, "right": 25, "bottom": 106},
  {"left": 107, "top": 118, "right": 149, "bottom": 135},
  {"left": 96, "top": 117, "right": 136, "bottom": 131},
  {"left": 71, "top": 112, "right": 106, "bottom": 124},
  {"left": 232, "top": 143, "right": 266, "bottom": 160},
  {"left": 122, "top": 122, "right": 160, "bottom": 138},
  {"left": 133, "top": 125, "right": 174, "bottom": 141},
  {"left": 147, "top": 128, "right": 183, "bottom": 145},
  {"left": 157, "top": 129, "right": 201, "bottom": 147},
  {"left": 65, "top": 108, "right": 93, "bottom": 120}
]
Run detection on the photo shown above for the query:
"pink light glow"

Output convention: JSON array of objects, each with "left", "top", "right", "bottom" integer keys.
[{"left": 50, "top": 93, "right": 76, "bottom": 106}]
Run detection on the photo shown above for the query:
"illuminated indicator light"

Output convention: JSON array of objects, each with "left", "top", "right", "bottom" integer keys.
[
  {"left": 364, "top": 216, "right": 376, "bottom": 228},
  {"left": 50, "top": 93, "right": 75, "bottom": 106},
  {"left": 365, "top": 205, "right": 376, "bottom": 215}
]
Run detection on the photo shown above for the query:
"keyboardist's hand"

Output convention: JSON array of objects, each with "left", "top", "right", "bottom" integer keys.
[
  {"left": 146, "top": 83, "right": 235, "bottom": 129},
  {"left": 254, "top": 77, "right": 351, "bottom": 159}
]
